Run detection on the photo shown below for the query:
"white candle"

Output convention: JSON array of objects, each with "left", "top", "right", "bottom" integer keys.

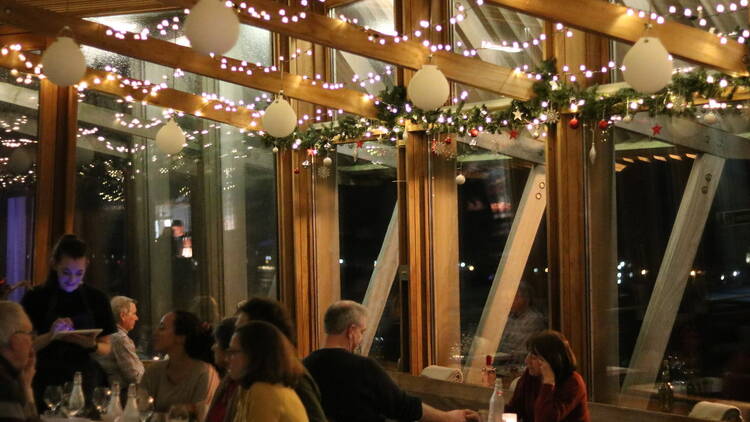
[{"left": 502, "top": 413, "right": 517, "bottom": 422}]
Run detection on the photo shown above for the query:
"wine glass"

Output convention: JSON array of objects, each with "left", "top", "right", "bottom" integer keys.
[
  {"left": 43, "top": 385, "right": 63, "bottom": 415},
  {"left": 92, "top": 387, "right": 111, "bottom": 417},
  {"left": 136, "top": 391, "right": 155, "bottom": 422},
  {"left": 167, "top": 404, "right": 190, "bottom": 422}
]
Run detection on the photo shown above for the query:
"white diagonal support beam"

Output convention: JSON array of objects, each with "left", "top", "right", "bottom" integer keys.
[
  {"left": 361, "top": 205, "right": 400, "bottom": 356},
  {"left": 621, "top": 154, "right": 725, "bottom": 398},
  {"left": 464, "top": 165, "right": 547, "bottom": 384}
]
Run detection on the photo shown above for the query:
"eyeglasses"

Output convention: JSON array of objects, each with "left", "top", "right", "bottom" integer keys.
[{"left": 13, "top": 330, "right": 36, "bottom": 339}]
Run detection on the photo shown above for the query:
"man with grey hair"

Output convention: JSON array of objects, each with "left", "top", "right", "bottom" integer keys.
[
  {"left": 304, "top": 300, "right": 479, "bottom": 422},
  {"left": 0, "top": 300, "right": 38, "bottom": 421},
  {"left": 95, "top": 296, "right": 144, "bottom": 386}
]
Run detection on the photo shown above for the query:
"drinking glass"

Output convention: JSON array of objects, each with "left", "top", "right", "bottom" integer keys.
[
  {"left": 43, "top": 385, "right": 63, "bottom": 415},
  {"left": 137, "top": 390, "right": 155, "bottom": 422},
  {"left": 92, "top": 387, "right": 111, "bottom": 416},
  {"left": 167, "top": 404, "right": 190, "bottom": 422}
]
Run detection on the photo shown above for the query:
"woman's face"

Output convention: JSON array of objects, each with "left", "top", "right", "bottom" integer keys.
[
  {"left": 226, "top": 334, "right": 248, "bottom": 381},
  {"left": 55, "top": 256, "right": 87, "bottom": 293},
  {"left": 526, "top": 352, "right": 543, "bottom": 376},
  {"left": 153, "top": 312, "right": 180, "bottom": 354}
]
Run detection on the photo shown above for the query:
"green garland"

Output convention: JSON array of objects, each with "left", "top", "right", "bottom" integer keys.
[{"left": 251, "top": 59, "right": 750, "bottom": 154}]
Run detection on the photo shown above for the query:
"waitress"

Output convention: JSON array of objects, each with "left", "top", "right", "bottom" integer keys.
[{"left": 22, "top": 234, "right": 117, "bottom": 409}]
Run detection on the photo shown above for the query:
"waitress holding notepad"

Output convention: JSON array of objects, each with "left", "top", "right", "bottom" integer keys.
[{"left": 22, "top": 234, "right": 117, "bottom": 410}]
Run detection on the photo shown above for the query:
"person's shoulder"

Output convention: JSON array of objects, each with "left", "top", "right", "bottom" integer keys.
[
  {"left": 249, "top": 382, "right": 294, "bottom": 400},
  {"left": 81, "top": 284, "right": 110, "bottom": 302},
  {"left": 145, "top": 360, "right": 168, "bottom": 374},
  {"left": 21, "top": 285, "right": 48, "bottom": 305}
]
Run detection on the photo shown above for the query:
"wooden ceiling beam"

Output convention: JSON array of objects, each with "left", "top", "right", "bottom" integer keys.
[
  {"left": 160, "top": 0, "right": 536, "bottom": 100},
  {"left": 483, "top": 0, "right": 749, "bottom": 75},
  {"left": 19, "top": 0, "right": 172, "bottom": 18},
  {"left": 0, "top": 0, "right": 378, "bottom": 118},
  {"left": 0, "top": 50, "right": 262, "bottom": 129}
]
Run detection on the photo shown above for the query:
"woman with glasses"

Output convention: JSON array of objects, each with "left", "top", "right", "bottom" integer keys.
[
  {"left": 226, "top": 321, "right": 308, "bottom": 422},
  {"left": 505, "top": 330, "right": 590, "bottom": 422},
  {"left": 21, "top": 234, "right": 117, "bottom": 411}
]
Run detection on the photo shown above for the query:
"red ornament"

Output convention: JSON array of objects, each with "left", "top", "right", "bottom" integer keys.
[
  {"left": 444, "top": 137, "right": 452, "bottom": 144},
  {"left": 469, "top": 128, "right": 480, "bottom": 137},
  {"left": 509, "top": 129, "right": 519, "bottom": 140},
  {"left": 598, "top": 119, "right": 609, "bottom": 130},
  {"left": 568, "top": 117, "right": 580, "bottom": 129},
  {"left": 651, "top": 124, "right": 662, "bottom": 136},
  {"left": 356, "top": 140, "right": 364, "bottom": 148},
  {"left": 294, "top": 168, "right": 300, "bottom": 174}
]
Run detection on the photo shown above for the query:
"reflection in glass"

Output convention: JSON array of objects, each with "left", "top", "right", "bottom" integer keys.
[{"left": 0, "top": 68, "right": 39, "bottom": 302}]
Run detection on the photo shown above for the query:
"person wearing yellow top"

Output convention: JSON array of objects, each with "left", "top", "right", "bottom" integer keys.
[{"left": 226, "top": 321, "right": 308, "bottom": 422}]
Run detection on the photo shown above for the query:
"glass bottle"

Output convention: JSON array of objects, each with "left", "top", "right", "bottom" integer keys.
[
  {"left": 481, "top": 354, "right": 497, "bottom": 387},
  {"left": 67, "top": 372, "right": 85, "bottom": 416},
  {"left": 122, "top": 383, "right": 140, "bottom": 422},
  {"left": 487, "top": 379, "right": 505, "bottom": 422},
  {"left": 657, "top": 359, "right": 674, "bottom": 412},
  {"left": 105, "top": 382, "right": 123, "bottom": 421}
]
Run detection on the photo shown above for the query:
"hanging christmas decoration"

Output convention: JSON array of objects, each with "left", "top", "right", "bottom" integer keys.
[
  {"left": 323, "top": 156, "right": 333, "bottom": 167},
  {"left": 589, "top": 142, "right": 597, "bottom": 164},
  {"left": 155, "top": 118, "right": 186, "bottom": 154},
  {"left": 703, "top": 111, "right": 719, "bottom": 124},
  {"left": 651, "top": 124, "right": 663, "bottom": 136},
  {"left": 622, "top": 37, "right": 673, "bottom": 94},
  {"left": 407, "top": 64, "right": 450, "bottom": 110},
  {"left": 184, "top": 0, "right": 240, "bottom": 56},
  {"left": 568, "top": 117, "right": 580, "bottom": 129},
  {"left": 293, "top": 167, "right": 300, "bottom": 174},
  {"left": 317, "top": 165, "right": 331, "bottom": 179},
  {"left": 262, "top": 95, "right": 297, "bottom": 138},
  {"left": 598, "top": 119, "right": 610, "bottom": 130},
  {"left": 41, "top": 28, "right": 87, "bottom": 87},
  {"left": 272, "top": 146, "right": 279, "bottom": 153},
  {"left": 455, "top": 174, "right": 466, "bottom": 185},
  {"left": 622, "top": 113, "right": 633, "bottom": 123},
  {"left": 508, "top": 129, "right": 519, "bottom": 139},
  {"left": 469, "top": 128, "right": 480, "bottom": 137}
]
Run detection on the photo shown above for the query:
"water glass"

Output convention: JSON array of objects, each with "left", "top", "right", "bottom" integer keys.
[
  {"left": 167, "top": 404, "right": 190, "bottom": 422},
  {"left": 92, "top": 387, "right": 111, "bottom": 416},
  {"left": 43, "top": 385, "right": 63, "bottom": 415},
  {"left": 137, "top": 391, "right": 155, "bottom": 422}
]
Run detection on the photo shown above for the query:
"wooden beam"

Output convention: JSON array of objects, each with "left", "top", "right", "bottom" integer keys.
[
  {"left": 464, "top": 165, "right": 547, "bottom": 384},
  {"left": 361, "top": 205, "right": 399, "bottom": 356},
  {"left": 0, "top": 0, "right": 378, "bottom": 118},
  {"left": 324, "top": 0, "right": 366, "bottom": 10},
  {"left": 621, "top": 154, "right": 725, "bottom": 399},
  {"left": 0, "top": 51, "right": 262, "bottom": 129},
  {"left": 161, "top": 0, "right": 536, "bottom": 100},
  {"left": 616, "top": 113, "right": 750, "bottom": 160},
  {"left": 461, "top": 132, "right": 546, "bottom": 165},
  {"left": 19, "top": 0, "right": 171, "bottom": 17},
  {"left": 483, "top": 0, "right": 749, "bottom": 75}
]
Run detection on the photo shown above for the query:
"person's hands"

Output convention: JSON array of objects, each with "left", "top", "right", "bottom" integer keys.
[
  {"left": 443, "top": 409, "right": 477, "bottom": 422},
  {"left": 539, "top": 358, "right": 555, "bottom": 386},
  {"left": 60, "top": 333, "right": 97, "bottom": 349},
  {"left": 50, "top": 318, "right": 73, "bottom": 333},
  {"left": 19, "top": 348, "right": 36, "bottom": 388},
  {"left": 462, "top": 409, "right": 481, "bottom": 421}
]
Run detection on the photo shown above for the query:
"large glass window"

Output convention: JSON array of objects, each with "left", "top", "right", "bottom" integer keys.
[
  {"left": 0, "top": 68, "right": 39, "bottom": 302},
  {"left": 595, "top": 122, "right": 750, "bottom": 418}
]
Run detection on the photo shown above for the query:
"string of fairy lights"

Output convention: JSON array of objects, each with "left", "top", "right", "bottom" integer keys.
[{"left": 2, "top": 0, "right": 750, "bottom": 198}]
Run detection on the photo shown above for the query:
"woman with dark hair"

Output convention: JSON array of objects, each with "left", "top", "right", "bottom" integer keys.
[
  {"left": 235, "top": 298, "right": 326, "bottom": 422},
  {"left": 505, "top": 330, "right": 589, "bottom": 422},
  {"left": 21, "top": 234, "right": 117, "bottom": 410},
  {"left": 206, "top": 317, "right": 239, "bottom": 422},
  {"left": 140, "top": 310, "right": 220, "bottom": 420},
  {"left": 226, "top": 321, "right": 308, "bottom": 421}
]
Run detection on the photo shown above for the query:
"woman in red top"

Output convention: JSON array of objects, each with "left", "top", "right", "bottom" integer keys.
[{"left": 505, "top": 330, "right": 590, "bottom": 422}]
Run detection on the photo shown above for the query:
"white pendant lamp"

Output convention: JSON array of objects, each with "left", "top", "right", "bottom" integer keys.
[
  {"left": 622, "top": 37, "right": 673, "bottom": 94},
  {"left": 155, "top": 119, "right": 186, "bottom": 154},
  {"left": 262, "top": 96, "right": 297, "bottom": 138},
  {"left": 184, "top": 0, "right": 240, "bottom": 56},
  {"left": 41, "top": 29, "right": 87, "bottom": 87},
  {"left": 407, "top": 64, "right": 450, "bottom": 110}
]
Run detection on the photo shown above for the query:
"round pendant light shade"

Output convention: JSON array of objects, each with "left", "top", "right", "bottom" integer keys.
[
  {"left": 184, "top": 0, "right": 240, "bottom": 56},
  {"left": 262, "top": 97, "right": 297, "bottom": 138},
  {"left": 407, "top": 64, "right": 450, "bottom": 111},
  {"left": 155, "top": 119, "right": 186, "bottom": 154},
  {"left": 41, "top": 35, "right": 87, "bottom": 87},
  {"left": 622, "top": 37, "right": 673, "bottom": 94}
]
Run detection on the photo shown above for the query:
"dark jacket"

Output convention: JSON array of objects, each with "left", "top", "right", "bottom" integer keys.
[{"left": 0, "top": 355, "right": 39, "bottom": 422}]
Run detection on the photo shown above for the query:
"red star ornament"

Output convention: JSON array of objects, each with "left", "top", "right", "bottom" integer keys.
[
  {"left": 509, "top": 129, "right": 519, "bottom": 139},
  {"left": 651, "top": 124, "right": 662, "bottom": 136}
]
